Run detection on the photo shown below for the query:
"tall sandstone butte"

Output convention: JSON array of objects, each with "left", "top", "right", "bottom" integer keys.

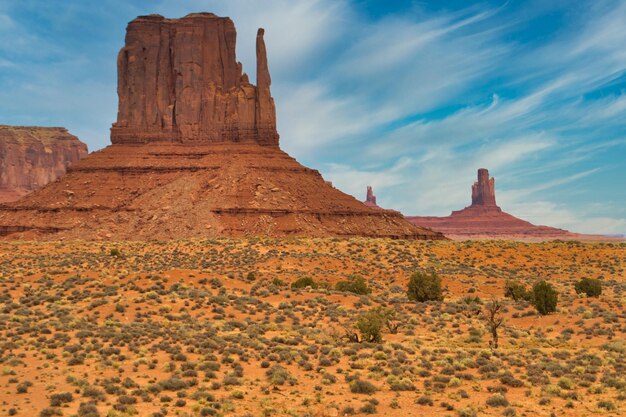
[
  {"left": 406, "top": 168, "right": 605, "bottom": 241},
  {"left": 111, "top": 13, "right": 278, "bottom": 146},
  {"left": 0, "top": 13, "right": 443, "bottom": 240},
  {"left": 0, "top": 125, "right": 87, "bottom": 203}
]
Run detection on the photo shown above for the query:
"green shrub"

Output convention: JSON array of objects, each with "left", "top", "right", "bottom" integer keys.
[
  {"left": 457, "top": 406, "right": 477, "bottom": 417},
  {"left": 574, "top": 278, "right": 602, "bottom": 297},
  {"left": 356, "top": 309, "right": 386, "bottom": 343},
  {"left": 359, "top": 403, "right": 377, "bottom": 414},
  {"left": 407, "top": 271, "right": 443, "bottom": 302},
  {"left": 504, "top": 280, "right": 530, "bottom": 301},
  {"left": 597, "top": 400, "right": 616, "bottom": 411},
  {"left": 335, "top": 275, "right": 371, "bottom": 295},
  {"left": 387, "top": 377, "right": 415, "bottom": 391},
  {"left": 266, "top": 365, "right": 296, "bottom": 386},
  {"left": 531, "top": 281, "right": 558, "bottom": 315},
  {"left": 349, "top": 379, "right": 377, "bottom": 394},
  {"left": 291, "top": 276, "right": 318, "bottom": 289},
  {"left": 77, "top": 402, "right": 100, "bottom": 417},
  {"left": 416, "top": 396, "right": 433, "bottom": 406},
  {"left": 40, "top": 408, "right": 62, "bottom": 417}
]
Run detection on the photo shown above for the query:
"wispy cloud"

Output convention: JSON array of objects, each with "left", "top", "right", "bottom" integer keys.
[{"left": 0, "top": 0, "right": 624, "bottom": 234}]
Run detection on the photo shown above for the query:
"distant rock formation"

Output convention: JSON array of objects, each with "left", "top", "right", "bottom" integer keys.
[
  {"left": 471, "top": 168, "right": 497, "bottom": 207},
  {"left": 0, "top": 13, "right": 443, "bottom": 241},
  {"left": 406, "top": 168, "right": 616, "bottom": 241},
  {"left": 0, "top": 125, "right": 87, "bottom": 203},
  {"left": 111, "top": 13, "right": 278, "bottom": 146},
  {"left": 363, "top": 186, "right": 381, "bottom": 209}
]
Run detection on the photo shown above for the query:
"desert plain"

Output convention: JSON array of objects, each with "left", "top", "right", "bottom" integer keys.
[{"left": 0, "top": 238, "right": 624, "bottom": 417}]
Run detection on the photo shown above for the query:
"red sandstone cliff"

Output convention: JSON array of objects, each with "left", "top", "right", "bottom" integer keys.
[
  {"left": 111, "top": 13, "right": 278, "bottom": 146},
  {"left": 406, "top": 169, "right": 616, "bottom": 241},
  {"left": 0, "top": 125, "right": 88, "bottom": 203}
]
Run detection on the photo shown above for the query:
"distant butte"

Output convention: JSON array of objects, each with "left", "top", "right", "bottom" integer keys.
[
  {"left": 363, "top": 186, "right": 382, "bottom": 209},
  {"left": 406, "top": 168, "right": 620, "bottom": 241},
  {"left": 0, "top": 125, "right": 87, "bottom": 203},
  {"left": 0, "top": 13, "right": 443, "bottom": 241}
]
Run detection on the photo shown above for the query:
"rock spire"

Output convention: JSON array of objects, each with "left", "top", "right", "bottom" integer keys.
[{"left": 471, "top": 168, "right": 497, "bottom": 207}]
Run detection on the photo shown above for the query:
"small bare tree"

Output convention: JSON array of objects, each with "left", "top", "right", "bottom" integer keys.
[{"left": 483, "top": 299, "right": 505, "bottom": 350}]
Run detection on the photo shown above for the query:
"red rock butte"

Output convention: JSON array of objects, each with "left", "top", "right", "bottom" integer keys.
[
  {"left": 363, "top": 186, "right": 380, "bottom": 209},
  {"left": 111, "top": 13, "right": 278, "bottom": 146},
  {"left": 406, "top": 168, "right": 605, "bottom": 241},
  {"left": 0, "top": 13, "right": 443, "bottom": 241},
  {"left": 0, "top": 125, "right": 87, "bottom": 203}
]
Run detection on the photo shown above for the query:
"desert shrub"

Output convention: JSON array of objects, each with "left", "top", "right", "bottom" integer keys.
[
  {"left": 407, "top": 271, "right": 443, "bottom": 302},
  {"left": 502, "top": 408, "right": 516, "bottom": 417},
  {"left": 558, "top": 377, "right": 575, "bottom": 390},
  {"left": 335, "top": 276, "right": 371, "bottom": 295},
  {"left": 341, "top": 406, "right": 356, "bottom": 415},
  {"left": 416, "top": 396, "right": 434, "bottom": 406},
  {"left": 16, "top": 381, "right": 32, "bottom": 393},
  {"left": 77, "top": 402, "right": 100, "bottom": 417},
  {"left": 356, "top": 308, "right": 386, "bottom": 343},
  {"left": 109, "top": 248, "right": 121, "bottom": 257},
  {"left": 271, "top": 277, "right": 285, "bottom": 287},
  {"left": 82, "top": 386, "right": 105, "bottom": 401},
  {"left": 40, "top": 408, "right": 62, "bottom": 417},
  {"left": 597, "top": 401, "right": 616, "bottom": 411},
  {"left": 457, "top": 407, "right": 477, "bottom": 417},
  {"left": 50, "top": 392, "right": 74, "bottom": 406},
  {"left": 504, "top": 280, "right": 530, "bottom": 301},
  {"left": 531, "top": 281, "right": 558, "bottom": 315},
  {"left": 291, "top": 276, "right": 318, "bottom": 289},
  {"left": 349, "top": 379, "right": 377, "bottom": 394},
  {"left": 266, "top": 365, "right": 296, "bottom": 386},
  {"left": 574, "top": 278, "right": 602, "bottom": 297},
  {"left": 359, "top": 402, "right": 377, "bottom": 414},
  {"left": 486, "top": 394, "right": 509, "bottom": 407},
  {"left": 387, "top": 377, "right": 415, "bottom": 391},
  {"left": 159, "top": 377, "right": 187, "bottom": 391}
]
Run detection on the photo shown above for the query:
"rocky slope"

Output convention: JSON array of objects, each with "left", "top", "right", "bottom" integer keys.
[
  {"left": 406, "top": 169, "right": 616, "bottom": 241},
  {"left": 0, "top": 125, "right": 87, "bottom": 203},
  {"left": 0, "top": 13, "right": 442, "bottom": 241}
]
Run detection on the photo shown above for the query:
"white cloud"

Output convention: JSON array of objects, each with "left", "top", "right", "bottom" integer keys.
[{"left": 1, "top": 0, "right": 624, "bottom": 234}]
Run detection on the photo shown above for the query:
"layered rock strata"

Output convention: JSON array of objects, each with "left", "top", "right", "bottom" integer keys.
[
  {"left": 0, "top": 125, "right": 87, "bottom": 203},
  {"left": 0, "top": 13, "right": 441, "bottom": 241}
]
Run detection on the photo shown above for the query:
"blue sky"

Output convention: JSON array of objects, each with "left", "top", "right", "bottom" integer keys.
[{"left": 1, "top": 0, "right": 625, "bottom": 235}]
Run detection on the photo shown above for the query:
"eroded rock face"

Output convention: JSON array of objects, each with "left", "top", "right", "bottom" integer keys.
[
  {"left": 111, "top": 13, "right": 279, "bottom": 146},
  {"left": 406, "top": 168, "right": 611, "bottom": 241},
  {"left": 0, "top": 125, "right": 88, "bottom": 203}
]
